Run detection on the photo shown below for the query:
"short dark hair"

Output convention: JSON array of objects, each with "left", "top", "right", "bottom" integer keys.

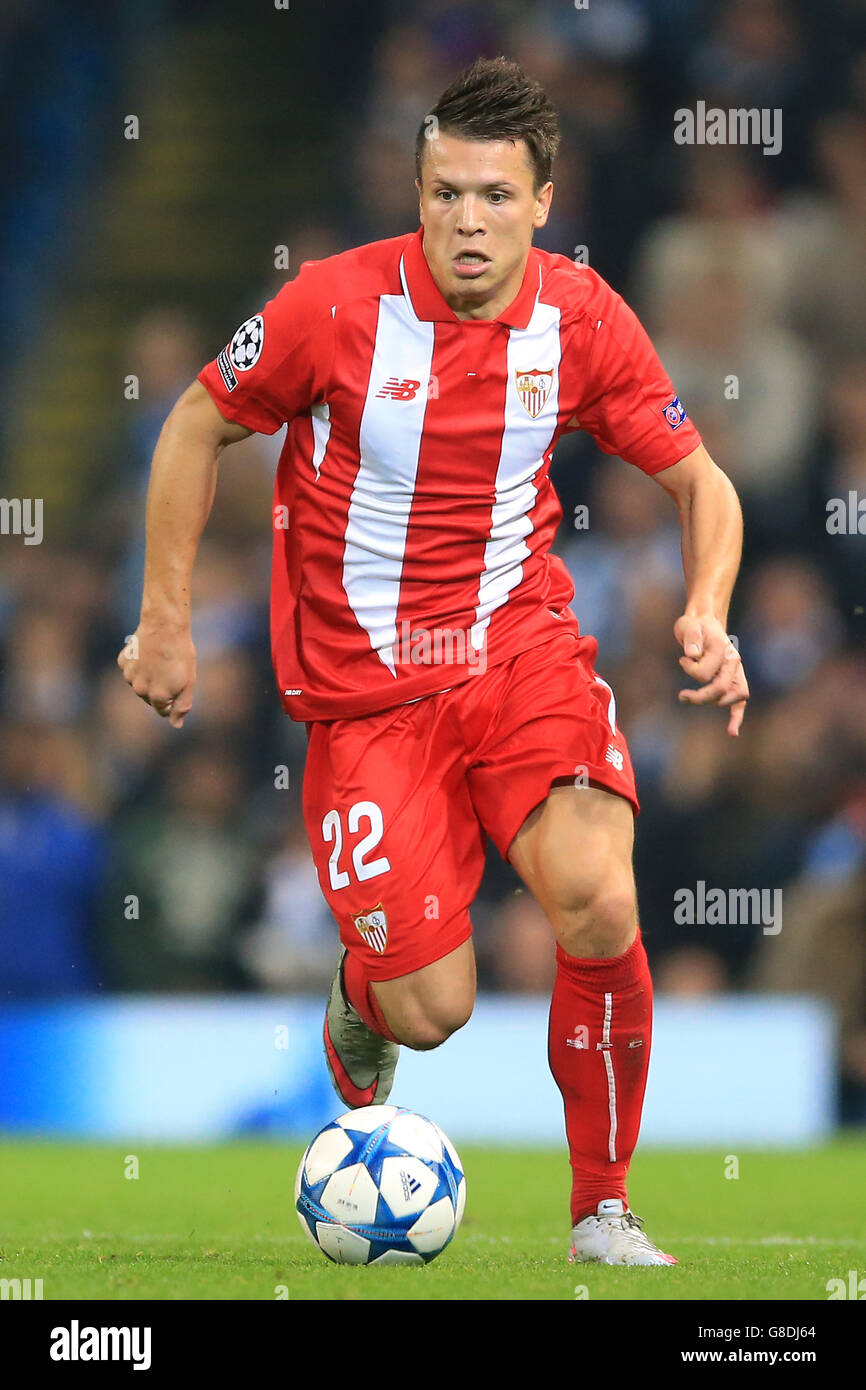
[{"left": 415, "top": 56, "right": 560, "bottom": 191}]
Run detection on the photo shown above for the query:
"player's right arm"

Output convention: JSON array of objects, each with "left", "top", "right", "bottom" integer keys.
[
  {"left": 119, "top": 261, "right": 336, "bottom": 725},
  {"left": 116, "top": 381, "right": 252, "bottom": 729}
]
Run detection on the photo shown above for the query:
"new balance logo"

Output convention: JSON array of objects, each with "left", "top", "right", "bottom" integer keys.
[
  {"left": 605, "top": 745, "right": 624, "bottom": 771},
  {"left": 377, "top": 378, "right": 421, "bottom": 400},
  {"left": 401, "top": 1171, "right": 422, "bottom": 1201}
]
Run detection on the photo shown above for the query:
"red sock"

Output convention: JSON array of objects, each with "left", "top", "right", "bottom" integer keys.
[
  {"left": 548, "top": 927, "right": 653, "bottom": 1226},
  {"left": 342, "top": 951, "right": 400, "bottom": 1043}
]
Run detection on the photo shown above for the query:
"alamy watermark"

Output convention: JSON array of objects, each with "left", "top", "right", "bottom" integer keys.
[
  {"left": 393, "top": 622, "right": 487, "bottom": 674},
  {"left": 826, "top": 1270, "right": 866, "bottom": 1299},
  {"left": 50, "top": 1322, "right": 152, "bottom": 1369},
  {"left": 674, "top": 881, "right": 782, "bottom": 935},
  {"left": 826, "top": 491, "right": 865, "bottom": 535},
  {"left": 1, "top": 1277, "right": 43, "bottom": 1300},
  {"left": 674, "top": 101, "right": 782, "bottom": 157},
  {"left": 0, "top": 497, "right": 43, "bottom": 545}
]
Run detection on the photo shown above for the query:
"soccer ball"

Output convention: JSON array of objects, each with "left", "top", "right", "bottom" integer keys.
[{"left": 295, "top": 1105, "right": 466, "bottom": 1265}]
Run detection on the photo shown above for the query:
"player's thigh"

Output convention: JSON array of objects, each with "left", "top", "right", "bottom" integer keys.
[
  {"left": 467, "top": 631, "right": 639, "bottom": 953},
  {"left": 302, "top": 698, "right": 485, "bottom": 997}
]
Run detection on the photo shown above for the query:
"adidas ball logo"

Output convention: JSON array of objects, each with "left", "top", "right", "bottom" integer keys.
[{"left": 401, "top": 1170, "right": 422, "bottom": 1202}]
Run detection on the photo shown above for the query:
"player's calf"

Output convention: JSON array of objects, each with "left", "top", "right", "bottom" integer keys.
[
  {"left": 374, "top": 994, "right": 474, "bottom": 1051},
  {"left": 372, "top": 938, "right": 476, "bottom": 1052}
]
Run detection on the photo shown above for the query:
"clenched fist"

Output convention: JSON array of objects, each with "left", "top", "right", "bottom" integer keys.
[{"left": 117, "top": 624, "right": 197, "bottom": 729}]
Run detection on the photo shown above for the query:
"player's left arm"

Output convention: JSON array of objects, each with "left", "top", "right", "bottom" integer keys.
[{"left": 652, "top": 442, "right": 750, "bottom": 737}]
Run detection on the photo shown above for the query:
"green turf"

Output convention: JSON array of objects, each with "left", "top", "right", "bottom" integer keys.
[{"left": 0, "top": 1138, "right": 863, "bottom": 1300}]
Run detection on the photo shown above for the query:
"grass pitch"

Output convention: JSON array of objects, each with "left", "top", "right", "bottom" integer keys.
[{"left": 1, "top": 1138, "right": 863, "bottom": 1301}]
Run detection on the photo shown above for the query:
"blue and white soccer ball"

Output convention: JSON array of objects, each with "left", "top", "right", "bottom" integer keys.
[{"left": 295, "top": 1105, "right": 466, "bottom": 1265}]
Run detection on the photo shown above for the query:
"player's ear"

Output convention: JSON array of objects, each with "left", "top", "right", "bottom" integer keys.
[
  {"left": 533, "top": 181, "right": 553, "bottom": 229},
  {"left": 415, "top": 177, "right": 425, "bottom": 223}
]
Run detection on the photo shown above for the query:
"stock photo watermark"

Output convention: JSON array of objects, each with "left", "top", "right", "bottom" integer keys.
[
  {"left": 50, "top": 1323, "right": 152, "bottom": 1370},
  {"left": 826, "top": 491, "right": 865, "bottom": 534},
  {"left": 393, "top": 622, "right": 487, "bottom": 673},
  {"left": 0, "top": 497, "right": 43, "bottom": 545},
  {"left": 674, "top": 101, "right": 782, "bottom": 156},
  {"left": 674, "top": 881, "right": 782, "bottom": 935},
  {"left": 0, "top": 1277, "right": 43, "bottom": 1300},
  {"left": 826, "top": 1270, "right": 866, "bottom": 1299}
]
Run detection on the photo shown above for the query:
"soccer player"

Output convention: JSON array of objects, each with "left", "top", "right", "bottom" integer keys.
[{"left": 119, "top": 58, "right": 749, "bottom": 1265}]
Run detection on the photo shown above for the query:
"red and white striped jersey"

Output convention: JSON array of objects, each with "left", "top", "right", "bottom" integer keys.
[{"left": 198, "top": 228, "right": 701, "bottom": 721}]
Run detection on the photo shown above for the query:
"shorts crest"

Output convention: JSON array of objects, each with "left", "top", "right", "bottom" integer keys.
[{"left": 353, "top": 903, "right": 388, "bottom": 954}]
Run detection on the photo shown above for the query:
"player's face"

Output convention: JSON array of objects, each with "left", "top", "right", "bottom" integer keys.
[{"left": 416, "top": 134, "right": 553, "bottom": 321}]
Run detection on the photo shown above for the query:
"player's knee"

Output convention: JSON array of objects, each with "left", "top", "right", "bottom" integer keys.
[{"left": 554, "top": 867, "right": 637, "bottom": 956}]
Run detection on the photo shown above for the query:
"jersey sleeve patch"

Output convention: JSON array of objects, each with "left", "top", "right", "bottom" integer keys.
[
  {"left": 228, "top": 314, "right": 265, "bottom": 372},
  {"left": 217, "top": 348, "right": 237, "bottom": 392}
]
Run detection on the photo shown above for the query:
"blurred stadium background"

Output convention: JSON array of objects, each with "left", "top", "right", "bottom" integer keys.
[{"left": 1, "top": 0, "right": 864, "bottom": 1148}]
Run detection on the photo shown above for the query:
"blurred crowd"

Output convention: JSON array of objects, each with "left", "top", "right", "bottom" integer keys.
[{"left": 1, "top": 0, "right": 864, "bottom": 1119}]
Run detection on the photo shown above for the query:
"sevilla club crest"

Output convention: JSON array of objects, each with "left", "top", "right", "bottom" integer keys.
[
  {"left": 352, "top": 904, "right": 388, "bottom": 955},
  {"left": 516, "top": 367, "right": 554, "bottom": 418}
]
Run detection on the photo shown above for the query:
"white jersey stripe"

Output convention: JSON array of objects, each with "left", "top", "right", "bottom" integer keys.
[
  {"left": 470, "top": 299, "right": 562, "bottom": 651},
  {"left": 343, "top": 292, "right": 435, "bottom": 676},
  {"left": 310, "top": 402, "right": 331, "bottom": 480}
]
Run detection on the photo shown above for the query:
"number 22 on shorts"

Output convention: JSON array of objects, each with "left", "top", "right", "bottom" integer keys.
[{"left": 322, "top": 801, "right": 391, "bottom": 889}]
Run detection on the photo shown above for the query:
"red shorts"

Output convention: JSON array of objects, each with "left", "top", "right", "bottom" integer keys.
[{"left": 302, "top": 628, "right": 638, "bottom": 981}]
